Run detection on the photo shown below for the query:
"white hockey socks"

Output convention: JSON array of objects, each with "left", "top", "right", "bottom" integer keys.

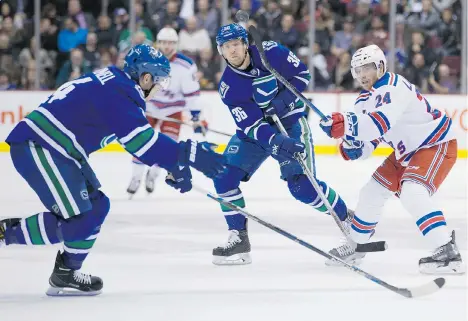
[
  {"left": 400, "top": 182, "right": 451, "bottom": 249},
  {"left": 351, "top": 178, "right": 392, "bottom": 243}
]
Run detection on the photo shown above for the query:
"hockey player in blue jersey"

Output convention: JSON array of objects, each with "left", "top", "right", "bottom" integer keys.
[
  {"left": 211, "top": 23, "right": 352, "bottom": 265},
  {"left": 0, "top": 44, "right": 225, "bottom": 296}
]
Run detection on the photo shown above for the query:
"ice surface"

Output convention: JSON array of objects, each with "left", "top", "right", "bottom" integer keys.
[{"left": 0, "top": 153, "right": 466, "bottom": 321}]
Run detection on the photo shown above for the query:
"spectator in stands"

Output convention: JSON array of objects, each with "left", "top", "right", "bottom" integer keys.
[
  {"left": 348, "top": 34, "right": 364, "bottom": 56},
  {"left": 118, "top": 17, "right": 154, "bottom": 53},
  {"left": 196, "top": 0, "right": 219, "bottom": 38},
  {"left": 116, "top": 51, "right": 126, "bottom": 69},
  {"left": 315, "top": 9, "right": 332, "bottom": 54},
  {"left": 378, "top": 0, "right": 390, "bottom": 30},
  {"left": 134, "top": 1, "right": 157, "bottom": 33},
  {"left": 96, "top": 15, "right": 116, "bottom": 53},
  {"left": 311, "top": 42, "right": 331, "bottom": 90},
  {"left": 331, "top": 16, "right": 354, "bottom": 58},
  {"left": 353, "top": 1, "right": 372, "bottom": 34},
  {"left": 43, "top": 3, "right": 62, "bottom": 28},
  {"left": 272, "top": 14, "right": 300, "bottom": 53},
  {"left": 432, "top": 0, "right": 459, "bottom": 12},
  {"left": 2, "top": 16, "right": 26, "bottom": 56},
  {"left": 68, "top": 0, "right": 95, "bottom": 30},
  {"left": 1, "top": 2, "right": 13, "bottom": 20},
  {"left": 256, "top": 0, "right": 282, "bottom": 41},
  {"left": 21, "top": 60, "right": 49, "bottom": 89},
  {"left": 407, "top": 30, "right": 437, "bottom": 68},
  {"left": 332, "top": 51, "right": 354, "bottom": 91},
  {"left": 231, "top": 0, "right": 263, "bottom": 18},
  {"left": 80, "top": 32, "right": 100, "bottom": 69},
  {"left": 56, "top": 47, "right": 91, "bottom": 87},
  {"left": 96, "top": 49, "right": 112, "bottom": 70},
  {"left": 405, "top": 53, "right": 429, "bottom": 92},
  {"left": 19, "top": 36, "right": 53, "bottom": 82},
  {"left": 58, "top": 16, "right": 88, "bottom": 53},
  {"left": 40, "top": 17, "right": 59, "bottom": 52},
  {"left": 157, "top": 0, "right": 185, "bottom": 32},
  {"left": 364, "top": 16, "right": 388, "bottom": 50},
  {"left": 407, "top": 0, "right": 441, "bottom": 35},
  {"left": 438, "top": 7, "right": 460, "bottom": 56},
  {"left": 0, "top": 31, "right": 19, "bottom": 82},
  {"left": 197, "top": 47, "right": 220, "bottom": 90},
  {"left": 113, "top": 8, "right": 129, "bottom": 45},
  {"left": 0, "top": 70, "right": 16, "bottom": 90},
  {"left": 178, "top": 16, "right": 212, "bottom": 58},
  {"left": 429, "top": 63, "right": 458, "bottom": 94}
]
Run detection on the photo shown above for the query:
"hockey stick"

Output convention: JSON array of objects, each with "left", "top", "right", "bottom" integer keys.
[
  {"left": 270, "top": 114, "right": 385, "bottom": 253},
  {"left": 155, "top": 115, "right": 233, "bottom": 137},
  {"left": 244, "top": 24, "right": 385, "bottom": 252},
  {"left": 193, "top": 184, "right": 445, "bottom": 298}
]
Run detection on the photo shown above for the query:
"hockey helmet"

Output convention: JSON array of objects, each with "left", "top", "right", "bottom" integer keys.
[
  {"left": 216, "top": 23, "right": 249, "bottom": 55},
  {"left": 124, "top": 44, "right": 171, "bottom": 86},
  {"left": 351, "top": 44, "right": 387, "bottom": 79},
  {"left": 157, "top": 27, "right": 179, "bottom": 42}
]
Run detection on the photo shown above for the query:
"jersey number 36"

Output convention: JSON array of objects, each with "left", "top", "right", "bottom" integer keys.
[{"left": 232, "top": 107, "right": 248, "bottom": 122}]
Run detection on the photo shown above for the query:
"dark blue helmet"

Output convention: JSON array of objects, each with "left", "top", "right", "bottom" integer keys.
[
  {"left": 216, "top": 23, "right": 249, "bottom": 54},
  {"left": 123, "top": 44, "right": 170, "bottom": 84}
]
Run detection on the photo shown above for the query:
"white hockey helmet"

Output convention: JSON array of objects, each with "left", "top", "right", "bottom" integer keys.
[
  {"left": 157, "top": 27, "right": 179, "bottom": 42},
  {"left": 351, "top": 44, "right": 387, "bottom": 79}
]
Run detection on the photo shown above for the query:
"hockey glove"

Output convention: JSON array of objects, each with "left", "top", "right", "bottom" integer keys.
[
  {"left": 178, "top": 139, "right": 226, "bottom": 178},
  {"left": 319, "top": 112, "right": 345, "bottom": 138},
  {"left": 165, "top": 166, "right": 192, "bottom": 193},
  {"left": 339, "top": 140, "right": 364, "bottom": 161},
  {"left": 269, "top": 133, "right": 305, "bottom": 161},
  {"left": 264, "top": 90, "right": 297, "bottom": 118},
  {"left": 191, "top": 110, "right": 208, "bottom": 135}
]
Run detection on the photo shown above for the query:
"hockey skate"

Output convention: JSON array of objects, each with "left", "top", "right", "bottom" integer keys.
[
  {"left": 419, "top": 230, "right": 465, "bottom": 274},
  {"left": 126, "top": 177, "right": 141, "bottom": 198},
  {"left": 326, "top": 210, "right": 367, "bottom": 266},
  {"left": 145, "top": 166, "right": 161, "bottom": 194},
  {"left": 212, "top": 230, "right": 252, "bottom": 265},
  {"left": 46, "top": 251, "right": 103, "bottom": 296}
]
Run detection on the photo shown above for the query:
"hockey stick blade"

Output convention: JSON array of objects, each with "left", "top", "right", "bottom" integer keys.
[
  {"left": 395, "top": 277, "right": 445, "bottom": 298},
  {"left": 356, "top": 241, "right": 387, "bottom": 253}
]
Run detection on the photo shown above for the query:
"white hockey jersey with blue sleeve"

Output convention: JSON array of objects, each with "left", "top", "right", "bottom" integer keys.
[{"left": 343, "top": 72, "right": 455, "bottom": 163}]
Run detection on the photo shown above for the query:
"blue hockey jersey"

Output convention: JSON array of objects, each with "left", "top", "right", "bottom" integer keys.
[
  {"left": 218, "top": 42, "right": 310, "bottom": 146},
  {"left": 7, "top": 66, "right": 179, "bottom": 174}
]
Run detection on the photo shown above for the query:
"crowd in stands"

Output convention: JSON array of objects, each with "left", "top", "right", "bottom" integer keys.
[{"left": 0, "top": 0, "right": 463, "bottom": 93}]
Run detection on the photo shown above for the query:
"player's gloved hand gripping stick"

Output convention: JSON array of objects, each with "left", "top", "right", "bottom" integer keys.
[{"left": 245, "top": 23, "right": 385, "bottom": 253}]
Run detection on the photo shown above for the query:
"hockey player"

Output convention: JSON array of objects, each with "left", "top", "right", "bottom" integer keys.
[
  {"left": 0, "top": 44, "right": 226, "bottom": 296},
  {"left": 127, "top": 27, "right": 207, "bottom": 196},
  {"left": 320, "top": 44, "right": 464, "bottom": 274},
  {"left": 211, "top": 23, "right": 352, "bottom": 265}
]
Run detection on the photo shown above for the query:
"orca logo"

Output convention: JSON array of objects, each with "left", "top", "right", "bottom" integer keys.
[{"left": 228, "top": 146, "right": 239, "bottom": 154}]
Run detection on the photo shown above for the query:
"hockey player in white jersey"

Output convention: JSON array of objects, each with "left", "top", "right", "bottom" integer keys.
[
  {"left": 127, "top": 27, "right": 207, "bottom": 196},
  {"left": 320, "top": 44, "right": 464, "bottom": 274}
]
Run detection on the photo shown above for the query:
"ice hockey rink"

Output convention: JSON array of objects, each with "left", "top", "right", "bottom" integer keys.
[{"left": 0, "top": 150, "right": 466, "bottom": 321}]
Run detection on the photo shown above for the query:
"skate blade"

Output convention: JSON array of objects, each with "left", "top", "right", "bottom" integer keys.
[
  {"left": 212, "top": 253, "right": 252, "bottom": 266},
  {"left": 325, "top": 254, "right": 365, "bottom": 267},
  {"left": 420, "top": 260, "right": 466, "bottom": 275},
  {"left": 46, "top": 286, "right": 102, "bottom": 297}
]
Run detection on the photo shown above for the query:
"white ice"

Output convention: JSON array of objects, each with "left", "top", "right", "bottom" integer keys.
[{"left": 0, "top": 152, "right": 466, "bottom": 321}]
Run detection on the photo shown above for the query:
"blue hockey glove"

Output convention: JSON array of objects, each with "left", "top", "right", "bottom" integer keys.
[
  {"left": 339, "top": 140, "right": 364, "bottom": 161},
  {"left": 165, "top": 165, "right": 192, "bottom": 193},
  {"left": 269, "top": 133, "right": 305, "bottom": 160},
  {"left": 190, "top": 111, "right": 208, "bottom": 135},
  {"left": 178, "top": 139, "right": 226, "bottom": 178},
  {"left": 264, "top": 90, "right": 297, "bottom": 118}
]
